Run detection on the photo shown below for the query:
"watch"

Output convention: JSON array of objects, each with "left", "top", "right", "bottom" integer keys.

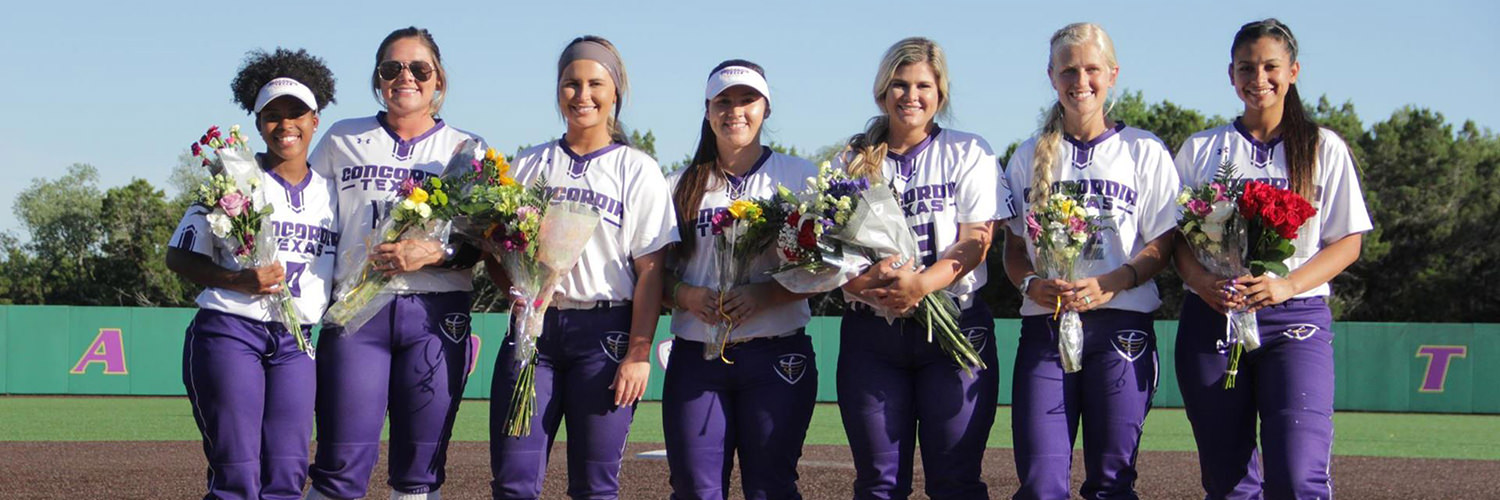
[{"left": 1019, "top": 274, "right": 1041, "bottom": 295}]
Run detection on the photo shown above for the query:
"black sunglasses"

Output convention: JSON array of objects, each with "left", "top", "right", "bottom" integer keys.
[{"left": 377, "top": 60, "right": 435, "bottom": 82}]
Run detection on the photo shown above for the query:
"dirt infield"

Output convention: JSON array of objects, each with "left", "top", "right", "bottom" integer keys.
[{"left": 2, "top": 441, "right": 1496, "bottom": 499}]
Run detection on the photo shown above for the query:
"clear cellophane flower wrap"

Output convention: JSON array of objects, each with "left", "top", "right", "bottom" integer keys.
[
  {"left": 1037, "top": 247, "right": 1084, "bottom": 374},
  {"left": 773, "top": 177, "right": 984, "bottom": 374},
  {"left": 322, "top": 143, "right": 471, "bottom": 333},
  {"left": 500, "top": 202, "right": 600, "bottom": 436},
  {"left": 1028, "top": 191, "right": 1112, "bottom": 374},
  {"left": 200, "top": 129, "right": 309, "bottom": 355}
]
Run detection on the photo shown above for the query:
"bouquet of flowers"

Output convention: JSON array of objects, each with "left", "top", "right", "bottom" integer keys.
[
  {"left": 322, "top": 170, "right": 458, "bottom": 333},
  {"left": 700, "top": 196, "right": 791, "bottom": 362},
  {"left": 1178, "top": 163, "right": 1259, "bottom": 382},
  {"left": 1027, "top": 188, "right": 1111, "bottom": 373},
  {"left": 1222, "top": 179, "right": 1316, "bottom": 388},
  {"left": 189, "top": 125, "right": 309, "bottom": 354},
  {"left": 772, "top": 161, "right": 984, "bottom": 374},
  {"left": 442, "top": 142, "right": 602, "bottom": 436}
]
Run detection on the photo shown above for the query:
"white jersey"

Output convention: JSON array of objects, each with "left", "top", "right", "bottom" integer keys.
[
  {"left": 170, "top": 166, "right": 339, "bottom": 324},
  {"left": 665, "top": 149, "right": 816, "bottom": 342},
  {"left": 511, "top": 138, "right": 680, "bottom": 301},
  {"left": 308, "top": 113, "right": 484, "bottom": 293},
  {"left": 1175, "top": 121, "right": 1372, "bottom": 298},
  {"left": 1005, "top": 123, "right": 1181, "bottom": 316},
  {"left": 833, "top": 127, "right": 1014, "bottom": 303}
]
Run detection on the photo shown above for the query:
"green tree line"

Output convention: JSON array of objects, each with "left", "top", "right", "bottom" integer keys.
[{"left": 4, "top": 92, "right": 1495, "bottom": 321}]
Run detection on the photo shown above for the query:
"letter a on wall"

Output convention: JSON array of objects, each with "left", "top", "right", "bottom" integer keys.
[{"left": 70, "top": 328, "right": 128, "bottom": 375}]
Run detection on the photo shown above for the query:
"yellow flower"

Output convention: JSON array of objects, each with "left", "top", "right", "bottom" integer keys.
[
  {"left": 499, "top": 175, "right": 517, "bottom": 187},
  {"left": 728, "top": 199, "right": 757, "bottom": 219},
  {"left": 485, "top": 147, "right": 498, "bottom": 162},
  {"left": 409, "top": 187, "right": 429, "bottom": 204}
]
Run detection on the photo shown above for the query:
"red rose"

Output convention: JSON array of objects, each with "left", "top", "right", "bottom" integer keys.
[
  {"left": 786, "top": 211, "right": 801, "bottom": 227},
  {"left": 797, "top": 220, "right": 817, "bottom": 249}
]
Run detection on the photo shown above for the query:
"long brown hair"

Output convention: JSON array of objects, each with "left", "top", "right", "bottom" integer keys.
[
  {"left": 672, "top": 59, "right": 768, "bottom": 258},
  {"left": 1233, "top": 18, "right": 1318, "bottom": 200}
]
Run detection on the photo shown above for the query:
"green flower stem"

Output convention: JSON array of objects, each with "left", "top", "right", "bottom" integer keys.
[
  {"left": 916, "top": 294, "right": 986, "bottom": 376},
  {"left": 505, "top": 352, "right": 539, "bottom": 437},
  {"left": 270, "top": 283, "right": 308, "bottom": 353},
  {"left": 1224, "top": 342, "right": 1244, "bottom": 390}
]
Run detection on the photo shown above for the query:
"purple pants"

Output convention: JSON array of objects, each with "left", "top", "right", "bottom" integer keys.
[
  {"left": 308, "top": 292, "right": 473, "bottom": 499},
  {"left": 663, "top": 332, "right": 818, "bottom": 500},
  {"left": 489, "top": 305, "right": 637, "bottom": 500},
  {"left": 1177, "top": 294, "right": 1335, "bottom": 500},
  {"left": 182, "top": 308, "right": 315, "bottom": 500},
  {"left": 1012, "top": 309, "right": 1157, "bottom": 500},
  {"left": 838, "top": 301, "right": 1000, "bottom": 500}
]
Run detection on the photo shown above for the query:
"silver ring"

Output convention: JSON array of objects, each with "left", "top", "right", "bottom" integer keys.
[{"left": 1084, "top": 296, "right": 1093, "bottom": 305}]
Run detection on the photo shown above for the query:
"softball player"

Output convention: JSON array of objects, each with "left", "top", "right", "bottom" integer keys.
[
  {"left": 487, "top": 35, "right": 678, "bottom": 499},
  {"left": 661, "top": 60, "right": 819, "bottom": 500},
  {"left": 1173, "top": 19, "right": 1371, "bottom": 500},
  {"left": 304, "top": 27, "right": 484, "bottom": 500},
  {"left": 833, "top": 37, "right": 1012, "bottom": 499},
  {"left": 1001, "top": 23, "right": 1179, "bottom": 500},
  {"left": 166, "top": 48, "right": 338, "bottom": 500}
]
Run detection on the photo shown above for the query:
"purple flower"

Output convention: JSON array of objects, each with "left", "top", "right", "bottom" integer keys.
[
  {"left": 1210, "top": 182, "right": 1227, "bottom": 202},
  {"left": 1025, "top": 212, "right": 1042, "bottom": 240},
  {"left": 472, "top": 159, "right": 483, "bottom": 173},
  {"left": 1187, "top": 198, "right": 1211, "bottom": 217},
  {"left": 398, "top": 178, "right": 419, "bottom": 197},
  {"left": 710, "top": 210, "right": 731, "bottom": 235},
  {"left": 219, "top": 191, "right": 250, "bottom": 217},
  {"left": 825, "top": 178, "right": 869, "bottom": 200}
]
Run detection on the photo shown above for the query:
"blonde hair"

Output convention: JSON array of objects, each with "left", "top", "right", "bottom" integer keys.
[
  {"left": 1029, "top": 23, "right": 1118, "bottom": 204},
  {"left": 846, "top": 37, "right": 952, "bottom": 180}
]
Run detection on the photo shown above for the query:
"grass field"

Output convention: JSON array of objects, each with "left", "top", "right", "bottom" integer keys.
[{"left": 3, "top": 396, "right": 1497, "bottom": 461}]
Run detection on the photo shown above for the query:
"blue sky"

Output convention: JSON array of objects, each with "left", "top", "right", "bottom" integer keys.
[{"left": 1, "top": 0, "right": 1496, "bottom": 240}]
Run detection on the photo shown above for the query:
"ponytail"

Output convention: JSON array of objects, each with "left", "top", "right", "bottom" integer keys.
[
  {"left": 671, "top": 119, "right": 723, "bottom": 259},
  {"left": 1029, "top": 102, "right": 1066, "bottom": 204},
  {"left": 1279, "top": 84, "right": 1318, "bottom": 200},
  {"left": 845, "top": 116, "right": 890, "bottom": 181}
]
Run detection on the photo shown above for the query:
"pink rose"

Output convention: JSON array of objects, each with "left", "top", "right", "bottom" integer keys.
[
  {"left": 219, "top": 191, "right": 250, "bottom": 217},
  {"left": 1069, "top": 216, "right": 1089, "bottom": 234},
  {"left": 1025, "top": 212, "right": 1043, "bottom": 241},
  {"left": 1210, "top": 183, "right": 1227, "bottom": 202}
]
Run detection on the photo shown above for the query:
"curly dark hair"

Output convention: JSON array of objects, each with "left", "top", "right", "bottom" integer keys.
[{"left": 229, "top": 47, "right": 337, "bottom": 114}]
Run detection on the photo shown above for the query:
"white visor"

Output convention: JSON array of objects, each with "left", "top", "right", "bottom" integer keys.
[
  {"left": 253, "top": 77, "right": 319, "bottom": 114},
  {"left": 704, "top": 66, "right": 770, "bottom": 102}
]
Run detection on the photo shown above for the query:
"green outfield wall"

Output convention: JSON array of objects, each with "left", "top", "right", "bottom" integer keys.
[{"left": 3, "top": 306, "right": 1495, "bottom": 413}]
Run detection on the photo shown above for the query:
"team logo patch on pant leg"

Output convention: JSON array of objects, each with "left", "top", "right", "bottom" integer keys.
[
  {"left": 963, "top": 327, "right": 989, "bottom": 351},
  {"left": 1113, "top": 330, "right": 1149, "bottom": 362},
  {"left": 440, "top": 313, "right": 471, "bottom": 343},
  {"left": 601, "top": 332, "right": 630, "bottom": 363},
  {"left": 773, "top": 353, "right": 808, "bottom": 385},
  {"left": 1282, "top": 323, "right": 1319, "bottom": 341}
]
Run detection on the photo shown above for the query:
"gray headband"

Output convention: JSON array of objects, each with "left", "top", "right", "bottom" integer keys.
[{"left": 557, "top": 40, "right": 623, "bottom": 101}]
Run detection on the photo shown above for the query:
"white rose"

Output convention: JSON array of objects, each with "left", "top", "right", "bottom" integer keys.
[
  {"left": 416, "top": 203, "right": 432, "bottom": 219},
  {"left": 1205, "top": 201, "right": 1235, "bottom": 224},
  {"left": 1050, "top": 231, "right": 1068, "bottom": 248},
  {"left": 206, "top": 211, "right": 232, "bottom": 237},
  {"left": 400, "top": 199, "right": 418, "bottom": 211}
]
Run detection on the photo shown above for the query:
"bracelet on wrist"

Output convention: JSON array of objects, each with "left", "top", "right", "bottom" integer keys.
[{"left": 1121, "top": 263, "right": 1139, "bottom": 289}]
